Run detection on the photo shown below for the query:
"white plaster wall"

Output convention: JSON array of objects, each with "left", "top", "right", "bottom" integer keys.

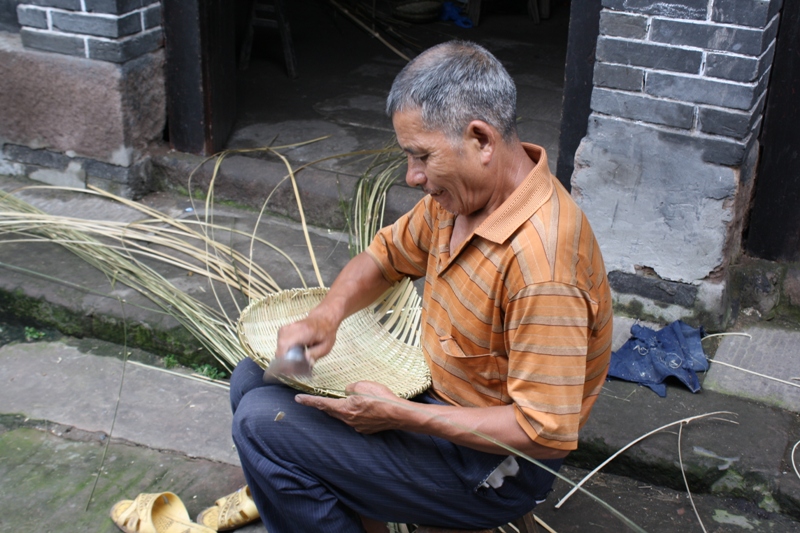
[{"left": 572, "top": 116, "right": 737, "bottom": 284}]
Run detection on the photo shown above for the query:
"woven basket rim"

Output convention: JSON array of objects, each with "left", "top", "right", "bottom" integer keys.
[{"left": 237, "top": 287, "right": 430, "bottom": 398}]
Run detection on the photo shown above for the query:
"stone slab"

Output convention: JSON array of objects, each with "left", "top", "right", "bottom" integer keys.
[
  {"left": 0, "top": 422, "right": 265, "bottom": 532},
  {"left": 1, "top": 418, "right": 797, "bottom": 532},
  {"left": 0, "top": 32, "right": 164, "bottom": 165},
  {"left": 705, "top": 326, "right": 800, "bottom": 413},
  {"left": 537, "top": 465, "right": 800, "bottom": 532},
  {"left": 579, "top": 375, "right": 798, "bottom": 496},
  {"left": 0, "top": 340, "right": 240, "bottom": 464},
  {"left": 591, "top": 317, "right": 800, "bottom": 513},
  {"left": 572, "top": 116, "right": 738, "bottom": 284}
]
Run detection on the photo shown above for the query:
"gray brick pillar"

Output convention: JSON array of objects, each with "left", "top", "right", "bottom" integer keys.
[
  {"left": 17, "top": 0, "right": 163, "bottom": 62},
  {"left": 0, "top": 0, "right": 166, "bottom": 198},
  {"left": 572, "top": 0, "right": 782, "bottom": 328}
]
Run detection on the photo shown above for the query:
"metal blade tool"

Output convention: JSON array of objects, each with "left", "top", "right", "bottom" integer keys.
[{"left": 263, "top": 345, "right": 312, "bottom": 382}]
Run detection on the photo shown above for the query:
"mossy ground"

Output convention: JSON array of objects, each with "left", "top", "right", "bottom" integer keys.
[{"left": 0, "top": 421, "right": 249, "bottom": 532}]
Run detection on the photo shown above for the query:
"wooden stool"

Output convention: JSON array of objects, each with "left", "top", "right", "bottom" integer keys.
[
  {"left": 239, "top": 0, "right": 298, "bottom": 78},
  {"left": 467, "top": 0, "right": 551, "bottom": 26},
  {"left": 413, "top": 510, "right": 539, "bottom": 533},
  {"left": 414, "top": 526, "right": 495, "bottom": 533}
]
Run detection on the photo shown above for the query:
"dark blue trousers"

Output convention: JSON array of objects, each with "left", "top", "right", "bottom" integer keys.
[{"left": 231, "top": 358, "right": 562, "bottom": 532}]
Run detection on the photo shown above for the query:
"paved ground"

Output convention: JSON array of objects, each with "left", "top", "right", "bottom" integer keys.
[
  {"left": 2, "top": 3, "right": 799, "bottom": 531},
  {"left": 1, "top": 332, "right": 798, "bottom": 532},
  {"left": 2, "top": 171, "right": 800, "bottom": 531}
]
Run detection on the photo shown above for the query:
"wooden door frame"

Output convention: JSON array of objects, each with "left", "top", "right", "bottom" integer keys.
[
  {"left": 161, "top": 0, "right": 237, "bottom": 156},
  {"left": 745, "top": 0, "right": 800, "bottom": 261},
  {"left": 556, "top": 0, "right": 602, "bottom": 191}
]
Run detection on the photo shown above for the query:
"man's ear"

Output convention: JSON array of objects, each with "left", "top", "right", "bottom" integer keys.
[{"left": 464, "top": 120, "right": 497, "bottom": 165}]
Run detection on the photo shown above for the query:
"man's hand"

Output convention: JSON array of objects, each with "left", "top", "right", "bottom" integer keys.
[
  {"left": 275, "top": 252, "right": 393, "bottom": 363},
  {"left": 276, "top": 312, "right": 339, "bottom": 363},
  {"left": 295, "top": 381, "right": 405, "bottom": 434},
  {"left": 301, "top": 384, "right": 570, "bottom": 459}
]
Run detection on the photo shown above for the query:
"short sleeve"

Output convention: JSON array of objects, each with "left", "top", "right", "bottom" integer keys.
[
  {"left": 366, "top": 196, "right": 435, "bottom": 283},
  {"left": 505, "top": 282, "right": 598, "bottom": 450}
]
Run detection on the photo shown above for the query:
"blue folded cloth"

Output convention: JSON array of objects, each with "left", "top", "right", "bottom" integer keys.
[
  {"left": 608, "top": 320, "right": 709, "bottom": 397},
  {"left": 440, "top": 1, "right": 473, "bottom": 28}
]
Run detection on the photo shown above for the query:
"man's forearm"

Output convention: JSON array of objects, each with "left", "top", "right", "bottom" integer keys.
[
  {"left": 395, "top": 400, "right": 569, "bottom": 460},
  {"left": 310, "top": 251, "right": 393, "bottom": 326}
]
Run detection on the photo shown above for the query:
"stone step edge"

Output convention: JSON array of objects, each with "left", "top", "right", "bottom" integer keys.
[{"left": 2, "top": 285, "right": 798, "bottom": 518}]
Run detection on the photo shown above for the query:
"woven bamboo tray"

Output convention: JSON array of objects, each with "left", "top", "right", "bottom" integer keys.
[{"left": 237, "top": 286, "right": 430, "bottom": 398}]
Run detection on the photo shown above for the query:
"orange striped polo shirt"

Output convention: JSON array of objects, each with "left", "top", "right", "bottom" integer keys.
[{"left": 367, "top": 144, "right": 612, "bottom": 451}]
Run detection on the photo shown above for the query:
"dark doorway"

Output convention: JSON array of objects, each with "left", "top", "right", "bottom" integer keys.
[
  {"left": 228, "top": 0, "right": 575, "bottom": 175},
  {"left": 745, "top": 0, "right": 800, "bottom": 262},
  {"left": 162, "top": 1, "right": 600, "bottom": 189}
]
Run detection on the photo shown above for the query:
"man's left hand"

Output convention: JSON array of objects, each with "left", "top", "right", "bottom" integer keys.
[{"left": 295, "top": 381, "right": 406, "bottom": 434}]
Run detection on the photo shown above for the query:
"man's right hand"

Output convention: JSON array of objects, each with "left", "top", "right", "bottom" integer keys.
[
  {"left": 276, "top": 310, "right": 339, "bottom": 364},
  {"left": 274, "top": 251, "right": 393, "bottom": 364}
]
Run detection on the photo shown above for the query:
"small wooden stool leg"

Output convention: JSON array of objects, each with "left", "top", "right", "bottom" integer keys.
[
  {"left": 415, "top": 526, "right": 496, "bottom": 533},
  {"left": 467, "top": 0, "right": 481, "bottom": 26},
  {"left": 273, "top": 0, "right": 298, "bottom": 79}
]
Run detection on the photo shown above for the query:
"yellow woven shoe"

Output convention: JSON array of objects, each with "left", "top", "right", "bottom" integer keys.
[
  {"left": 196, "top": 485, "right": 260, "bottom": 531},
  {"left": 110, "top": 492, "right": 214, "bottom": 533}
]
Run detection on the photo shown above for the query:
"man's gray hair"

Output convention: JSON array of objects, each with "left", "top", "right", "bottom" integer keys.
[{"left": 386, "top": 41, "right": 517, "bottom": 141}]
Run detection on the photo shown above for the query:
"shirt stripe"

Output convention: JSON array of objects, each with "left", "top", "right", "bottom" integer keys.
[{"left": 367, "top": 144, "right": 612, "bottom": 451}]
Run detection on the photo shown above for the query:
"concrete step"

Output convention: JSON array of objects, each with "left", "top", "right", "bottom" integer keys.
[
  {"left": 1, "top": 336, "right": 798, "bottom": 532},
  {"left": 1, "top": 173, "right": 799, "bottom": 521}
]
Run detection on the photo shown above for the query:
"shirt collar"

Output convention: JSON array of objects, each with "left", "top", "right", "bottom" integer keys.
[{"left": 474, "top": 143, "right": 555, "bottom": 244}]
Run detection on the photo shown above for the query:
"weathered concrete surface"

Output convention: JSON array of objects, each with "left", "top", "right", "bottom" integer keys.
[
  {"left": 576, "top": 317, "right": 800, "bottom": 516},
  {"left": 1, "top": 423, "right": 797, "bottom": 533},
  {"left": 572, "top": 116, "right": 738, "bottom": 284},
  {"left": 0, "top": 335, "right": 798, "bottom": 531},
  {"left": 705, "top": 327, "right": 800, "bottom": 412},
  {"left": 538, "top": 465, "right": 800, "bottom": 533},
  {"left": 0, "top": 340, "right": 239, "bottom": 464},
  {"left": 0, "top": 32, "right": 165, "bottom": 166},
  {"left": 0, "top": 420, "right": 265, "bottom": 532}
]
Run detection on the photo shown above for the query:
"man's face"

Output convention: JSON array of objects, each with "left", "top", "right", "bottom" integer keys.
[{"left": 392, "top": 109, "right": 485, "bottom": 216}]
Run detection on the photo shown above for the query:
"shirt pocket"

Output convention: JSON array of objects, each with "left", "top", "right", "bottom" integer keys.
[{"left": 438, "top": 336, "right": 509, "bottom": 403}]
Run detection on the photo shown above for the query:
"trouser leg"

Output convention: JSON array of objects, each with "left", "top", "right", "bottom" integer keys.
[{"left": 230, "top": 358, "right": 562, "bottom": 533}]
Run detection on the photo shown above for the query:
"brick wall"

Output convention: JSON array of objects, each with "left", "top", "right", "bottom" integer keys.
[
  {"left": 17, "top": 0, "right": 162, "bottom": 63},
  {"left": 592, "top": 0, "right": 780, "bottom": 167},
  {"left": 571, "top": 0, "right": 784, "bottom": 327}
]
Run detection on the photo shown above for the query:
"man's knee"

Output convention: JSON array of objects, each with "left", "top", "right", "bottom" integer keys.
[
  {"left": 230, "top": 358, "right": 265, "bottom": 412},
  {"left": 232, "top": 385, "right": 311, "bottom": 456}
]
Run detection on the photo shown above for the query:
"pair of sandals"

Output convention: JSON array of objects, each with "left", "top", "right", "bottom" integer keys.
[{"left": 110, "top": 485, "right": 259, "bottom": 532}]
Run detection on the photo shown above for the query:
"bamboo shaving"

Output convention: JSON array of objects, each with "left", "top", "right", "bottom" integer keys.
[
  {"left": 701, "top": 332, "right": 752, "bottom": 341},
  {"left": 86, "top": 297, "right": 130, "bottom": 511},
  {"left": 534, "top": 514, "right": 558, "bottom": 533},
  {"left": 710, "top": 359, "right": 800, "bottom": 389},
  {"left": 677, "top": 422, "right": 707, "bottom": 533},
  {"left": 555, "top": 411, "right": 737, "bottom": 509},
  {"left": 328, "top": 0, "right": 411, "bottom": 62},
  {"left": 127, "top": 361, "right": 230, "bottom": 390}
]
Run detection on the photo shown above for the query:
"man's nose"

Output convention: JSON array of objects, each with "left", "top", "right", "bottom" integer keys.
[{"left": 405, "top": 158, "right": 426, "bottom": 188}]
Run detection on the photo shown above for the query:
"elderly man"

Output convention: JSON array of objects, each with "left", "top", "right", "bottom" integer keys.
[{"left": 226, "top": 40, "right": 612, "bottom": 532}]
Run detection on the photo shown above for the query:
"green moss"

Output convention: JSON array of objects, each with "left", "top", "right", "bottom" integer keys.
[
  {"left": 0, "top": 288, "right": 221, "bottom": 371},
  {"left": 759, "top": 492, "right": 782, "bottom": 513},
  {"left": 612, "top": 298, "right": 662, "bottom": 324},
  {"left": 711, "top": 469, "right": 746, "bottom": 496},
  {"left": 214, "top": 198, "right": 260, "bottom": 212}
]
